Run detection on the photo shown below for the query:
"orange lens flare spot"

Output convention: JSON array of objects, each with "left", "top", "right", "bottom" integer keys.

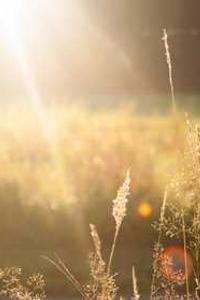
[
  {"left": 159, "top": 245, "right": 193, "bottom": 284},
  {"left": 137, "top": 201, "right": 153, "bottom": 218}
]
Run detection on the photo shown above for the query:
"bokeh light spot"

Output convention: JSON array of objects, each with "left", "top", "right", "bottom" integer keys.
[{"left": 137, "top": 201, "right": 153, "bottom": 218}]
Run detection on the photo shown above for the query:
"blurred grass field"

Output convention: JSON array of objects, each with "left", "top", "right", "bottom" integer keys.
[{"left": 0, "top": 100, "right": 194, "bottom": 295}]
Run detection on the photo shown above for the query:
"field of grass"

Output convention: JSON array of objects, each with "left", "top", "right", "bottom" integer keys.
[{"left": 0, "top": 102, "right": 190, "bottom": 296}]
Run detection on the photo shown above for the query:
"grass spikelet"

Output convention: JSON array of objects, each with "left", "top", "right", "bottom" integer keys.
[
  {"left": 90, "top": 224, "right": 104, "bottom": 263},
  {"left": 107, "top": 170, "right": 131, "bottom": 273},
  {"left": 162, "top": 28, "right": 176, "bottom": 113},
  {"left": 112, "top": 170, "right": 130, "bottom": 230}
]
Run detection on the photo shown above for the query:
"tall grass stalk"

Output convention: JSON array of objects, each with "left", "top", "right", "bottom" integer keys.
[{"left": 162, "top": 29, "right": 191, "bottom": 299}]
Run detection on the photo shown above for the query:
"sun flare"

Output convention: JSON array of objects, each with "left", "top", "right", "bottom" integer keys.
[{"left": 0, "top": 0, "right": 26, "bottom": 37}]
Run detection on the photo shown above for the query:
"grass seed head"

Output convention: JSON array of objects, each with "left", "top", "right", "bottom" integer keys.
[{"left": 112, "top": 170, "right": 131, "bottom": 229}]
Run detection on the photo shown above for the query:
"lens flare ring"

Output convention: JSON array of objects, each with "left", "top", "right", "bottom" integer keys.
[{"left": 159, "top": 246, "right": 193, "bottom": 285}]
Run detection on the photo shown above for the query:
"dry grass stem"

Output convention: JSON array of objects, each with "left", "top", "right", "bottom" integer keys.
[{"left": 42, "top": 255, "right": 89, "bottom": 300}]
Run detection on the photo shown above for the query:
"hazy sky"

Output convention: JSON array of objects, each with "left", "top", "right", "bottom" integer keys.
[{"left": 0, "top": 0, "right": 199, "bottom": 100}]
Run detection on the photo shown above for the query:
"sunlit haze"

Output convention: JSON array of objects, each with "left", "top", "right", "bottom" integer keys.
[{"left": 0, "top": 1, "right": 199, "bottom": 298}]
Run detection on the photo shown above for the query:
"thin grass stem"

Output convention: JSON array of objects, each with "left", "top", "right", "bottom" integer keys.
[
  {"left": 107, "top": 226, "right": 120, "bottom": 274},
  {"left": 181, "top": 209, "right": 190, "bottom": 300},
  {"left": 150, "top": 188, "right": 168, "bottom": 299},
  {"left": 42, "top": 255, "right": 89, "bottom": 300}
]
